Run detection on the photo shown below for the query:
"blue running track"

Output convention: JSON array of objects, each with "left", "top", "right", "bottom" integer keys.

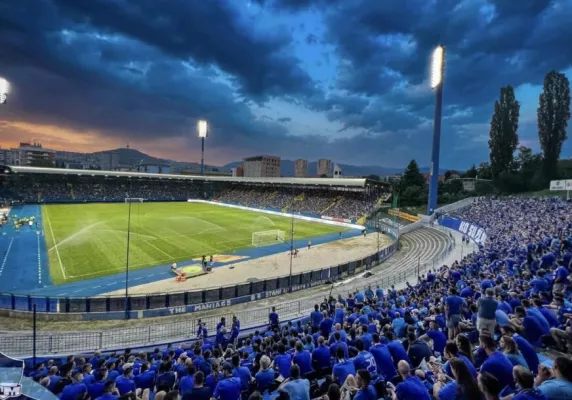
[{"left": 0, "top": 205, "right": 361, "bottom": 297}]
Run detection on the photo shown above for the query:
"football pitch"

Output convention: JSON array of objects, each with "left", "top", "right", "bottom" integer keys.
[{"left": 42, "top": 202, "right": 349, "bottom": 284}]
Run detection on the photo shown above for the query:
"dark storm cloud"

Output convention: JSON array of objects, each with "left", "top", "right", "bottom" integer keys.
[
  {"left": 2, "top": 0, "right": 571, "bottom": 169},
  {"left": 51, "top": 0, "right": 318, "bottom": 101},
  {"left": 0, "top": 0, "right": 316, "bottom": 150},
  {"left": 319, "top": 0, "right": 569, "bottom": 109}
]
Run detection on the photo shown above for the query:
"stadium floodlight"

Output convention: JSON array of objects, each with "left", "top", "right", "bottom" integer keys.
[
  {"left": 430, "top": 45, "right": 445, "bottom": 89},
  {"left": 0, "top": 77, "right": 9, "bottom": 104},
  {"left": 427, "top": 45, "right": 446, "bottom": 216},
  {"left": 197, "top": 120, "right": 208, "bottom": 175}
]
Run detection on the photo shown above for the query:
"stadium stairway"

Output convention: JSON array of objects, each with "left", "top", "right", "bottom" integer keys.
[
  {"left": 0, "top": 227, "right": 453, "bottom": 357},
  {"left": 282, "top": 193, "right": 303, "bottom": 212},
  {"left": 319, "top": 195, "right": 343, "bottom": 215}
]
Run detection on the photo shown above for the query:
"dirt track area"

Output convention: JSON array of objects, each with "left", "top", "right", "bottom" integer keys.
[{"left": 104, "top": 234, "right": 393, "bottom": 296}]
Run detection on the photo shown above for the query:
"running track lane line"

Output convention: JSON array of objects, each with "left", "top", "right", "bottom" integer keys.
[
  {"left": 44, "top": 206, "right": 67, "bottom": 280},
  {"left": 37, "top": 233, "right": 42, "bottom": 285},
  {"left": 0, "top": 237, "right": 14, "bottom": 277}
]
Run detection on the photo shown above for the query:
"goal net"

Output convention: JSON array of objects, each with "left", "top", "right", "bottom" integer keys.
[
  {"left": 125, "top": 198, "right": 145, "bottom": 203},
  {"left": 252, "top": 230, "right": 285, "bottom": 247}
]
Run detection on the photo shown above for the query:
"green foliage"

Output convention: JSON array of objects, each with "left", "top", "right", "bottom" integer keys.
[
  {"left": 489, "top": 86, "right": 520, "bottom": 178},
  {"left": 401, "top": 160, "right": 426, "bottom": 188},
  {"left": 474, "top": 180, "right": 495, "bottom": 195},
  {"left": 558, "top": 159, "right": 572, "bottom": 179},
  {"left": 463, "top": 165, "right": 478, "bottom": 179},
  {"left": 538, "top": 71, "right": 571, "bottom": 180},
  {"left": 476, "top": 162, "right": 493, "bottom": 180}
]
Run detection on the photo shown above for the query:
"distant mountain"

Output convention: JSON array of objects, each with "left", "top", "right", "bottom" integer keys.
[
  {"left": 95, "top": 148, "right": 224, "bottom": 171},
  {"left": 224, "top": 159, "right": 445, "bottom": 177},
  {"left": 88, "top": 148, "right": 445, "bottom": 177}
]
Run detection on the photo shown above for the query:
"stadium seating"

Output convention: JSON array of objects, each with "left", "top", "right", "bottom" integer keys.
[
  {"left": 16, "top": 196, "right": 572, "bottom": 400},
  {"left": 1, "top": 175, "right": 377, "bottom": 221}
]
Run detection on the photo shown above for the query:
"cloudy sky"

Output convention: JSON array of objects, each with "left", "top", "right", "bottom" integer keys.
[{"left": 1, "top": 0, "right": 571, "bottom": 169}]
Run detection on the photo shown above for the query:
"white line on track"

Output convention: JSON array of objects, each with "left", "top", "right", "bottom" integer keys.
[
  {"left": 37, "top": 234, "right": 42, "bottom": 285},
  {"left": 0, "top": 237, "right": 14, "bottom": 277},
  {"left": 44, "top": 207, "right": 67, "bottom": 279}
]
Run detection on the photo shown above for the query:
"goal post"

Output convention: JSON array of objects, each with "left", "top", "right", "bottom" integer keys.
[
  {"left": 252, "top": 230, "right": 286, "bottom": 247},
  {"left": 125, "top": 198, "right": 145, "bottom": 203}
]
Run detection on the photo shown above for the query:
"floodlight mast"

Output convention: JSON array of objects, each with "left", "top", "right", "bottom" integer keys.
[
  {"left": 0, "top": 77, "right": 9, "bottom": 104},
  {"left": 427, "top": 45, "right": 445, "bottom": 216},
  {"left": 197, "top": 120, "right": 208, "bottom": 175}
]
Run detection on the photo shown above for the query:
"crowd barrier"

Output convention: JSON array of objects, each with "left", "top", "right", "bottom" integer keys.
[
  {"left": 0, "top": 241, "right": 397, "bottom": 319},
  {"left": 438, "top": 215, "right": 487, "bottom": 245}
]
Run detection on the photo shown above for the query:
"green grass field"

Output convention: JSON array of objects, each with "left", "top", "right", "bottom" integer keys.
[{"left": 43, "top": 202, "right": 348, "bottom": 284}]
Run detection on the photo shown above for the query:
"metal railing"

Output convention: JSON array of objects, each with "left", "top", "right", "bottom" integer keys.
[{"left": 0, "top": 230, "right": 455, "bottom": 357}]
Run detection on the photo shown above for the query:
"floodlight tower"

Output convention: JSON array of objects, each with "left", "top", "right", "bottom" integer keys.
[
  {"left": 0, "top": 77, "right": 9, "bottom": 104},
  {"left": 427, "top": 45, "right": 445, "bottom": 216},
  {"left": 197, "top": 120, "right": 208, "bottom": 175}
]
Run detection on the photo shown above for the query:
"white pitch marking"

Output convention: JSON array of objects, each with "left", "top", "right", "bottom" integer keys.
[
  {"left": 0, "top": 237, "right": 14, "bottom": 277},
  {"left": 144, "top": 240, "right": 174, "bottom": 260},
  {"left": 44, "top": 207, "right": 67, "bottom": 279}
]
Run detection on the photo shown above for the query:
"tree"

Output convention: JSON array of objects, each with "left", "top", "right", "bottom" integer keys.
[
  {"left": 463, "top": 165, "right": 478, "bottom": 179},
  {"left": 538, "top": 71, "right": 571, "bottom": 180},
  {"left": 514, "top": 146, "right": 543, "bottom": 190},
  {"left": 444, "top": 170, "right": 460, "bottom": 180},
  {"left": 401, "top": 159, "right": 426, "bottom": 188},
  {"left": 489, "top": 85, "right": 520, "bottom": 178},
  {"left": 476, "top": 162, "right": 493, "bottom": 180}
]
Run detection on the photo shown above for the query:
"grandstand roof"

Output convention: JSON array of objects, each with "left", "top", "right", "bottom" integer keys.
[{"left": 5, "top": 166, "right": 375, "bottom": 187}]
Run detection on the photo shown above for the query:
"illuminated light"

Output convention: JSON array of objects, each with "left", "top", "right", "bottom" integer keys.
[
  {"left": 197, "top": 120, "right": 208, "bottom": 138},
  {"left": 0, "top": 77, "right": 9, "bottom": 104},
  {"left": 430, "top": 45, "right": 445, "bottom": 89}
]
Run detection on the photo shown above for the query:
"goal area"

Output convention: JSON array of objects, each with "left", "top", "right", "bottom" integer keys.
[
  {"left": 125, "top": 198, "right": 145, "bottom": 203},
  {"left": 252, "top": 230, "right": 286, "bottom": 247}
]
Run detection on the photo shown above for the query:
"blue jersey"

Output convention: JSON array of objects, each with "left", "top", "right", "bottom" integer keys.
[{"left": 353, "top": 351, "right": 377, "bottom": 375}]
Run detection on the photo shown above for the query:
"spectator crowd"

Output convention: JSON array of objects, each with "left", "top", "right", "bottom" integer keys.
[
  {"left": 215, "top": 188, "right": 371, "bottom": 221},
  {"left": 23, "top": 196, "right": 572, "bottom": 400},
  {"left": 1, "top": 175, "right": 375, "bottom": 221}
]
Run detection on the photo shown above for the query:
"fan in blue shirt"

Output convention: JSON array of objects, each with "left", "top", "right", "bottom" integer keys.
[
  {"left": 512, "top": 366, "right": 548, "bottom": 400},
  {"left": 354, "top": 370, "right": 377, "bottom": 400},
  {"left": 179, "top": 365, "right": 196, "bottom": 395},
  {"left": 269, "top": 307, "right": 280, "bottom": 328},
  {"left": 115, "top": 367, "right": 136, "bottom": 395},
  {"left": 312, "top": 338, "right": 331, "bottom": 370},
  {"left": 213, "top": 363, "right": 242, "bottom": 400},
  {"left": 391, "top": 360, "right": 431, "bottom": 400},
  {"left": 369, "top": 334, "right": 397, "bottom": 380},
  {"left": 293, "top": 342, "right": 313, "bottom": 377},
  {"left": 95, "top": 380, "right": 120, "bottom": 400},
  {"left": 479, "top": 336, "right": 515, "bottom": 390},
  {"left": 231, "top": 354, "right": 251, "bottom": 391},
  {"left": 255, "top": 355, "right": 275, "bottom": 393},
  {"left": 353, "top": 339, "right": 377, "bottom": 375},
  {"left": 60, "top": 372, "right": 87, "bottom": 400},
  {"left": 333, "top": 346, "right": 356, "bottom": 385},
  {"left": 310, "top": 305, "right": 324, "bottom": 328},
  {"left": 275, "top": 345, "right": 293, "bottom": 379}
]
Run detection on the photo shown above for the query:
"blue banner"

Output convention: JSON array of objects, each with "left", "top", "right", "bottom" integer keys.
[{"left": 439, "top": 216, "right": 487, "bottom": 245}]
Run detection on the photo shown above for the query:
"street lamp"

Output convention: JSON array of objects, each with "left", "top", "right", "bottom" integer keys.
[
  {"left": 427, "top": 45, "right": 445, "bottom": 216},
  {"left": 0, "top": 77, "right": 9, "bottom": 104},
  {"left": 197, "top": 120, "right": 208, "bottom": 175}
]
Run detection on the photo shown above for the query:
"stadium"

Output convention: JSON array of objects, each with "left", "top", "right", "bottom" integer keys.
[
  {"left": 1, "top": 3, "right": 572, "bottom": 400},
  {"left": 1, "top": 163, "right": 570, "bottom": 400}
]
